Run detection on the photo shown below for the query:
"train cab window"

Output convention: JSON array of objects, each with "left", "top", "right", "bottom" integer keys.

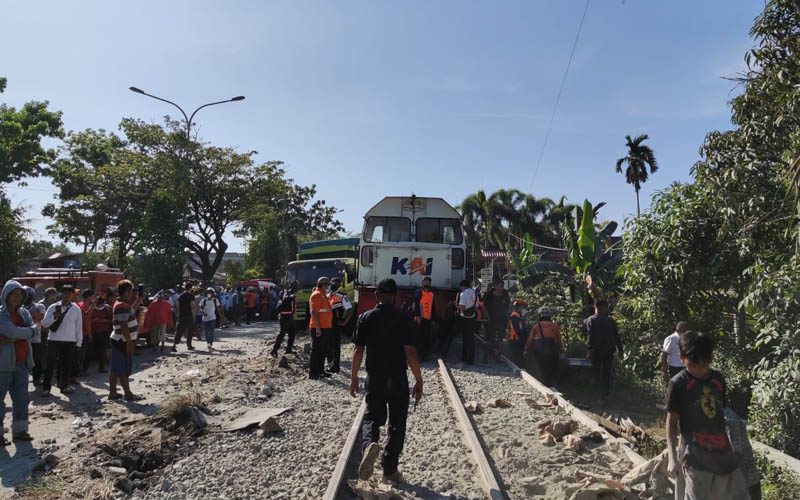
[
  {"left": 364, "top": 217, "right": 411, "bottom": 242},
  {"left": 415, "top": 218, "right": 463, "bottom": 245}
]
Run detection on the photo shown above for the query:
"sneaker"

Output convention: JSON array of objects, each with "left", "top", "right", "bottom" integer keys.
[
  {"left": 188, "top": 345, "right": 196, "bottom": 351},
  {"left": 40, "top": 390, "right": 51, "bottom": 397},
  {"left": 61, "top": 387, "right": 74, "bottom": 395},
  {"left": 270, "top": 351, "right": 278, "bottom": 358},
  {"left": 382, "top": 470, "right": 404, "bottom": 483},
  {"left": 320, "top": 372, "right": 332, "bottom": 378},
  {"left": 171, "top": 346, "right": 178, "bottom": 353},
  {"left": 358, "top": 442, "right": 381, "bottom": 480}
]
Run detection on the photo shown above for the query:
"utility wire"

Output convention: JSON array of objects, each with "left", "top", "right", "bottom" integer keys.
[{"left": 528, "top": 0, "right": 591, "bottom": 193}]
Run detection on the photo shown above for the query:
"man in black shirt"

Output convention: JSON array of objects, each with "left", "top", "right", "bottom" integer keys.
[
  {"left": 483, "top": 277, "right": 510, "bottom": 362},
  {"left": 172, "top": 284, "right": 196, "bottom": 352},
  {"left": 666, "top": 330, "right": 748, "bottom": 499},
  {"left": 584, "top": 298, "right": 622, "bottom": 404},
  {"left": 350, "top": 279, "right": 423, "bottom": 483}
]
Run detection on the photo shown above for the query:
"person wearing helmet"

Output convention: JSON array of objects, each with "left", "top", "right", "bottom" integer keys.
[
  {"left": 272, "top": 282, "right": 298, "bottom": 357},
  {"left": 525, "top": 306, "right": 565, "bottom": 387},
  {"left": 308, "top": 277, "right": 333, "bottom": 379},
  {"left": 508, "top": 299, "right": 528, "bottom": 365},
  {"left": 326, "top": 277, "right": 353, "bottom": 374}
]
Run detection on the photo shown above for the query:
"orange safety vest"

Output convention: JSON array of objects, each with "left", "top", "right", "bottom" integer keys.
[
  {"left": 509, "top": 311, "right": 521, "bottom": 340},
  {"left": 419, "top": 290, "right": 434, "bottom": 320},
  {"left": 329, "top": 291, "right": 344, "bottom": 319}
]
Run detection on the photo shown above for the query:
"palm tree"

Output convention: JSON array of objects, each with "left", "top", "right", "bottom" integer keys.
[
  {"left": 615, "top": 134, "right": 658, "bottom": 216},
  {"left": 459, "top": 190, "right": 492, "bottom": 249}
]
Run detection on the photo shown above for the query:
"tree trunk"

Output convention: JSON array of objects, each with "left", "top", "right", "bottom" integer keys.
[{"left": 635, "top": 187, "right": 641, "bottom": 216}]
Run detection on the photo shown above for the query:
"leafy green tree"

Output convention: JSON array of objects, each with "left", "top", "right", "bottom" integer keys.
[
  {"left": 0, "top": 77, "right": 64, "bottom": 184},
  {"left": 620, "top": 0, "right": 800, "bottom": 455},
  {"left": 0, "top": 195, "right": 29, "bottom": 282},
  {"left": 615, "top": 134, "right": 658, "bottom": 216},
  {"left": 24, "top": 239, "right": 70, "bottom": 259}
]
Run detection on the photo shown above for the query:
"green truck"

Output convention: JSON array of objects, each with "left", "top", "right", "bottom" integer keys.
[{"left": 285, "top": 237, "right": 359, "bottom": 331}]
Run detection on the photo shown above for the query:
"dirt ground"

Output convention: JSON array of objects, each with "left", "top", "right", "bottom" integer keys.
[{"left": 0, "top": 321, "right": 279, "bottom": 499}]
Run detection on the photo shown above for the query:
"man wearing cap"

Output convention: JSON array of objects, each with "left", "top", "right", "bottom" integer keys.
[
  {"left": 584, "top": 298, "right": 622, "bottom": 404},
  {"left": 350, "top": 278, "right": 423, "bottom": 483},
  {"left": 525, "top": 306, "right": 564, "bottom": 387},
  {"left": 326, "top": 277, "right": 353, "bottom": 374},
  {"left": 309, "top": 277, "right": 333, "bottom": 379}
]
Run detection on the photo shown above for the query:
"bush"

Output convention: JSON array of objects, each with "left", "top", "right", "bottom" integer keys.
[{"left": 749, "top": 358, "right": 800, "bottom": 458}]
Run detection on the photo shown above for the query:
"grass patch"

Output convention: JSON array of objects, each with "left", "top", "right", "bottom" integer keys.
[
  {"left": 16, "top": 477, "right": 63, "bottom": 500},
  {"left": 157, "top": 391, "right": 204, "bottom": 419}
]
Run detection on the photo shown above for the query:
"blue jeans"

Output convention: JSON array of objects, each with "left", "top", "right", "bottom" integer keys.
[
  {"left": 0, "top": 363, "right": 30, "bottom": 435},
  {"left": 204, "top": 321, "right": 216, "bottom": 345}
]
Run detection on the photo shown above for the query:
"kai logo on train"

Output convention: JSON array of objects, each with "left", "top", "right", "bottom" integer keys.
[{"left": 390, "top": 257, "right": 433, "bottom": 276}]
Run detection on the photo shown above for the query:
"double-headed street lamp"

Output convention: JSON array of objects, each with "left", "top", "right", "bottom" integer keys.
[
  {"left": 128, "top": 86, "right": 245, "bottom": 254},
  {"left": 128, "top": 86, "right": 244, "bottom": 139}
]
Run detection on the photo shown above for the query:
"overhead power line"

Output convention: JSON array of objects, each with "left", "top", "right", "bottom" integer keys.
[{"left": 528, "top": 0, "right": 591, "bottom": 193}]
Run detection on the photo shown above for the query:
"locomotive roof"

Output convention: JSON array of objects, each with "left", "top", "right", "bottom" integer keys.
[{"left": 363, "top": 196, "right": 461, "bottom": 219}]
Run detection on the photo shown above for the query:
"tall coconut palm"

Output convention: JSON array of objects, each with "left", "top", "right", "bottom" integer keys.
[
  {"left": 615, "top": 134, "right": 658, "bottom": 216},
  {"left": 459, "top": 190, "right": 492, "bottom": 250}
]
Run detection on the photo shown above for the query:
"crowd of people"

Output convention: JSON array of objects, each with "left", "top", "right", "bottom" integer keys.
[
  {"left": 0, "top": 277, "right": 293, "bottom": 446},
  {"left": 0, "top": 272, "right": 765, "bottom": 498}
]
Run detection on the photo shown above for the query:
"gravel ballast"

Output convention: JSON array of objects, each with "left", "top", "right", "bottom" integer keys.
[{"left": 447, "top": 352, "right": 635, "bottom": 499}]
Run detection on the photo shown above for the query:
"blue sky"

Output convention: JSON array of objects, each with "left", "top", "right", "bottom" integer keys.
[{"left": 2, "top": 1, "right": 761, "bottom": 253}]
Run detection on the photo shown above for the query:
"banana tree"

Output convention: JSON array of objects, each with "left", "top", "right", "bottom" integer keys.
[{"left": 520, "top": 199, "right": 623, "bottom": 305}]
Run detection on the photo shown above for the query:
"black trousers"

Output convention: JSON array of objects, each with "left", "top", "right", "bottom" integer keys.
[
  {"left": 246, "top": 307, "right": 255, "bottom": 324},
  {"left": 273, "top": 315, "right": 296, "bottom": 353},
  {"left": 592, "top": 353, "right": 614, "bottom": 400},
  {"left": 416, "top": 319, "right": 434, "bottom": 360},
  {"left": 174, "top": 315, "right": 195, "bottom": 347},
  {"left": 31, "top": 342, "right": 45, "bottom": 384},
  {"left": 485, "top": 320, "right": 506, "bottom": 360},
  {"left": 43, "top": 340, "right": 75, "bottom": 391},
  {"left": 668, "top": 365, "right": 683, "bottom": 378},
  {"left": 458, "top": 316, "right": 476, "bottom": 364},
  {"left": 532, "top": 338, "right": 559, "bottom": 387},
  {"left": 326, "top": 325, "right": 341, "bottom": 371},
  {"left": 361, "top": 375, "right": 409, "bottom": 475},
  {"left": 309, "top": 328, "right": 330, "bottom": 377}
]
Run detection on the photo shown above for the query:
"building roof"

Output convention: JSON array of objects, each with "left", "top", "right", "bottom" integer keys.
[{"left": 481, "top": 249, "right": 507, "bottom": 259}]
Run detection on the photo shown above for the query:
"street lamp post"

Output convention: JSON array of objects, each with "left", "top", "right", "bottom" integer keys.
[
  {"left": 128, "top": 86, "right": 244, "bottom": 139},
  {"left": 128, "top": 86, "right": 245, "bottom": 260}
]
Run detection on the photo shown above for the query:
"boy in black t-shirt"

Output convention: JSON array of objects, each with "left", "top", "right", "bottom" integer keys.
[{"left": 665, "top": 331, "right": 749, "bottom": 499}]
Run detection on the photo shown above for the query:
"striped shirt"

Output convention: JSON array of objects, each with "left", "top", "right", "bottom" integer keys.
[{"left": 112, "top": 301, "right": 138, "bottom": 341}]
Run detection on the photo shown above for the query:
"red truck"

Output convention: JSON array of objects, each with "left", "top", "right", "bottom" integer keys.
[{"left": 13, "top": 266, "right": 125, "bottom": 300}]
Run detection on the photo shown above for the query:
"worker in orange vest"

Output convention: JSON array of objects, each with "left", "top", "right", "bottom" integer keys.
[
  {"left": 508, "top": 299, "right": 528, "bottom": 365},
  {"left": 326, "top": 277, "right": 353, "bottom": 374},
  {"left": 525, "top": 306, "right": 565, "bottom": 387},
  {"left": 309, "top": 277, "right": 333, "bottom": 380},
  {"left": 413, "top": 276, "right": 435, "bottom": 361}
]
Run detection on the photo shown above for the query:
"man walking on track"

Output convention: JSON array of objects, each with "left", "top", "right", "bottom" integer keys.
[
  {"left": 350, "top": 278, "right": 423, "bottom": 483},
  {"left": 585, "top": 298, "right": 622, "bottom": 405},
  {"left": 309, "top": 277, "right": 332, "bottom": 379}
]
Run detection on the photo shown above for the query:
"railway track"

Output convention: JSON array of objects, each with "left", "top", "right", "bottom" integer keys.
[{"left": 326, "top": 341, "right": 643, "bottom": 500}]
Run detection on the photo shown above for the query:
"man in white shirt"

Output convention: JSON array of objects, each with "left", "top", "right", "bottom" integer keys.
[
  {"left": 41, "top": 285, "right": 82, "bottom": 396},
  {"left": 662, "top": 321, "right": 688, "bottom": 386},
  {"left": 456, "top": 280, "right": 477, "bottom": 365}
]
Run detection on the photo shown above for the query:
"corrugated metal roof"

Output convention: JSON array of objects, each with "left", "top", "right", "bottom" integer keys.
[{"left": 481, "top": 249, "right": 507, "bottom": 258}]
